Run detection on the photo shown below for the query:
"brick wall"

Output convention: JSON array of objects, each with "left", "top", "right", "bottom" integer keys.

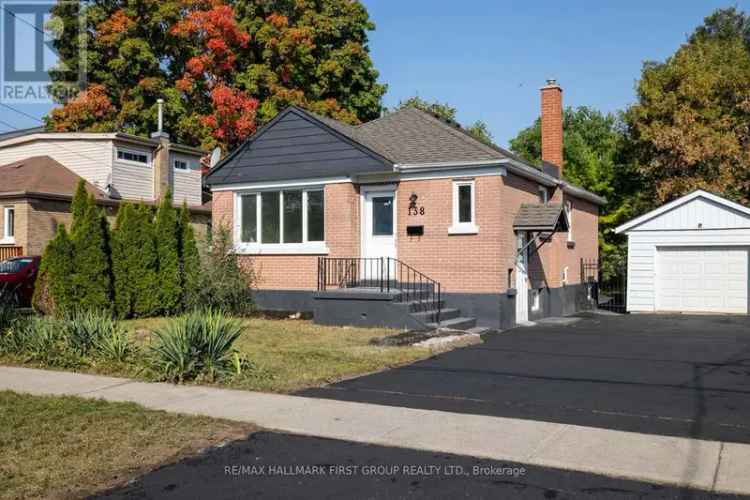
[
  {"left": 221, "top": 183, "right": 361, "bottom": 291},
  {"left": 396, "top": 176, "right": 506, "bottom": 293},
  {"left": 216, "top": 175, "right": 599, "bottom": 294}
]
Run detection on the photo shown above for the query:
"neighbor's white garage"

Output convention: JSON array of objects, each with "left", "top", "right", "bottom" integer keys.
[{"left": 616, "top": 190, "right": 750, "bottom": 315}]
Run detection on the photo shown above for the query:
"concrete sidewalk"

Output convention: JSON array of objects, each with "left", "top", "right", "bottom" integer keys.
[{"left": 1, "top": 366, "right": 748, "bottom": 495}]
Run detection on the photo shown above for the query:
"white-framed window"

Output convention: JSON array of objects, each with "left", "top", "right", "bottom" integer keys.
[
  {"left": 562, "top": 266, "right": 569, "bottom": 285},
  {"left": 235, "top": 188, "right": 327, "bottom": 254},
  {"left": 174, "top": 159, "right": 188, "bottom": 171},
  {"left": 531, "top": 289, "right": 541, "bottom": 311},
  {"left": 565, "top": 200, "right": 574, "bottom": 242},
  {"left": 116, "top": 147, "right": 150, "bottom": 166},
  {"left": 2, "top": 207, "right": 15, "bottom": 242},
  {"left": 538, "top": 186, "right": 549, "bottom": 204},
  {"left": 449, "top": 179, "right": 479, "bottom": 234}
]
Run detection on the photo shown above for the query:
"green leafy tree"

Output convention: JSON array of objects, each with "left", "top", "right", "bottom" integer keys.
[
  {"left": 47, "top": 0, "right": 386, "bottom": 151},
  {"left": 626, "top": 17, "right": 750, "bottom": 205},
  {"left": 393, "top": 96, "right": 495, "bottom": 146},
  {"left": 178, "top": 204, "right": 201, "bottom": 310},
  {"left": 69, "top": 188, "right": 113, "bottom": 313},
  {"left": 154, "top": 192, "right": 182, "bottom": 315},
  {"left": 509, "top": 106, "right": 644, "bottom": 275},
  {"left": 33, "top": 225, "right": 75, "bottom": 316}
]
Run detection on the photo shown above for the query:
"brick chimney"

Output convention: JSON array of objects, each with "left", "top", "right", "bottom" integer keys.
[
  {"left": 151, "top": 98, "right": 171, "bottom": 201},
  {"left": 540, "top": 79, "right": 563, "bottom": 177}
]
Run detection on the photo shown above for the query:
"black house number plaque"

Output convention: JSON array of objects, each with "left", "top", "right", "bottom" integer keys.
[{"left": 408, "top": 193, "right": 424, "bottom": 216}]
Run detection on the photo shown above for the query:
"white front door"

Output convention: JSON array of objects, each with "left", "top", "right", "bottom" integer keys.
[
  {"left": 362, "top": 188, "right": 397, "bottom": 279},
  {"left": 656, "top": 247, "right": 748, "bottom": 314},
  {"left": 516, "top": 233, "right": 529, "bottom": 323}
]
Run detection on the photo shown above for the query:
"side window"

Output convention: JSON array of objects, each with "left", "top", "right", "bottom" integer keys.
[
  {"left": 450, "top": 180, "right": 478, "bottom": 234},
  {"left": 565, "top": 200, "right": 573, "bottom": 242},
  {"left": 174, "top": 159, "right": 188, "bottom": 171},
  {"left": 3, "top": 207, "right": 14, "bottom": 240}
]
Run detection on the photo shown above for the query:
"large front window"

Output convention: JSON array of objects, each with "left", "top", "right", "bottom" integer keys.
[{"left": 237, "top": 189, "right": 326, "bottom": 253}]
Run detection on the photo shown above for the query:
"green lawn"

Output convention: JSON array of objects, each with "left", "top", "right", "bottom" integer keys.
[
  {"left": 0, "top": 391, "right": 255, "bottom": 500},
  {"left": 122, "top": 317, "right": 430, "bottom": 393}
]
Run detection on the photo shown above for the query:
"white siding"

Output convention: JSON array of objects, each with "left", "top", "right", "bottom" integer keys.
[
  {"left": 0, "top": 139, "right": 111, "bottom": 189},
  {"left": 111, "top": 143, "right": 154, "bottom": 201},
  {"left": 636, "top": 197, "right": 750, "bottom": 231},
  {"left": 170, "top": 152, "right": 203, "bottom": 206},
  {"left": 626, "top": 229, "right": 750, "bottom": 312}
]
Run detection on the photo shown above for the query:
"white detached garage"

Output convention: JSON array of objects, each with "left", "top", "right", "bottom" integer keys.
[{"left": 615, "top": 190, "right": 750, "bottom": 315}]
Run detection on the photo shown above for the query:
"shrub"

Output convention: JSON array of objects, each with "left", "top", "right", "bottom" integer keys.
[
  {"left": 189, "top": 226, "right": 255, "bottom": 315},
  {"left": 0, "top": 316, "right": 79, "bottom": 367},
  {"left": 149, "top": 309, "right": 245, "bottom": 383},
  {"left": 179, "top": 204, "right": 201, "bottom": 310},
  {"left": 0, "top": 286, "right": 17, "bottom": 332},
  {"left": 94, "top": 324, "right": 134, "bottom": 363},
  {"left": 154, "top": 191, "right": 182, "bottom": 315},
  {"left": 34, "top": 224, "right": 74, "bottom": 316},
  {"left": 70, "top": 192, "right": 113, "bottom": 313},
  {"left": 66, "top": 310, "right": 118, "bottom": 355}
]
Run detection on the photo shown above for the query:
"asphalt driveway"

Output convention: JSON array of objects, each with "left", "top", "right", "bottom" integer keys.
[{"left": 300, "top": 313, "right": 750, "bottom": 444}]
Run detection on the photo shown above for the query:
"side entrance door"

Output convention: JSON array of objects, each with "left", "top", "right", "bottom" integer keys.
[
  {"left": 516, "top": 233, "right": 529, "bottom": 323},
  {"left": 362, "top": 187, "right": 397, "bottom": 280}
]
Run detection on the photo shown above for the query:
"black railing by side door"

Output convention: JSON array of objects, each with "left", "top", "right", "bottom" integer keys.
[{"left": 317, "top": 257, "right": 442, "bottom": 324}]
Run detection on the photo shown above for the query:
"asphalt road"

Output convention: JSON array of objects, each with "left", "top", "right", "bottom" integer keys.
[
  {"left": 300, "top": 313, "right": 750, "bottom": 443},
  {"left": 97, "top": 431, "right": 744, "bottom": 500}
]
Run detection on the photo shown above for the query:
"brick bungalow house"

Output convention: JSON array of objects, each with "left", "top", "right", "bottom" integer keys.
[
  {"left": 207, "top": 81, "right": 605, "bottom": 330},
  {"left": 0, "top": 114, "right": 210, "bottom": 260}
]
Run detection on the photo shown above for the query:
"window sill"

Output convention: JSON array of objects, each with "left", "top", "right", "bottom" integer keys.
[
  {"left": 0, "top": 238, "right": 16, "bottom": 245},
  {"left": 448, "top": 224, "right": 479, "bottom": 235},
  {"left": 234, "top": 243, "right": 330, "bottom": 255}
]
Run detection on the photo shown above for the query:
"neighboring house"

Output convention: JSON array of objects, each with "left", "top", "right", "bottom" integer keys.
[
  {"left": 615, "top": 190, "right": 750, "bottom": 315},
  {"left": 0, "top": 118, "right": 210, "bottom": 259},
  {"left": 207, "top": 81, "right": 605, "bottom": 330}
]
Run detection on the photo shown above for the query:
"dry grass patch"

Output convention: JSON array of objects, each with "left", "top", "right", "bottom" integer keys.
[
  {"left": 0, "top": 391, "right": 255, "bottom": 500},
  {"left": 123, "top": 317, "right": 430, "bottom": 393}
]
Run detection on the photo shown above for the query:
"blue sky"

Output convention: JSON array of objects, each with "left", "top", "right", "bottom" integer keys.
[{"left": 0, "top": 1, "right": 747, "bottom": 146}]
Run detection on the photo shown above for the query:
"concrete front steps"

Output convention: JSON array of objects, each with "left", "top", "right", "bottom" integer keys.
[{"left": 396, "top": 293, "right": 477, "bottom": 331}]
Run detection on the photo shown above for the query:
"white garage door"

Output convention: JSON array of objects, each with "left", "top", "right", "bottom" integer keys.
[{"left": 657, "top": 247, "right": 748, "bottom": 314}]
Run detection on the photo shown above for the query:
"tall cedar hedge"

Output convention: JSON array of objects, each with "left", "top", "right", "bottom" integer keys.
[
  {"left": 37, "top": 182, "right": 200, "bottom": 318},
  {"left": 154, "top": 192, "right": 182, "bottom": 315}
]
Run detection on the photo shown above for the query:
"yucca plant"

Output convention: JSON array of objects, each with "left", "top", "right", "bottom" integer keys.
[
  {"left": 1, "top": 316, "right": 76, "bottom": 366},
  {"left": 149, "top": 309, "right": 245, "bottom": 383},
  {"left": 65, "top": 310, "right": 117, "bottom": 355},
  {"left": 94, "top": 324, "right": 135, "bottom": 362}
]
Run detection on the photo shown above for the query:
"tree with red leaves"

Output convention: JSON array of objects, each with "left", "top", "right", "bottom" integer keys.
[{"left": 47, "top": 0, "right": 385, "bottom": 152}]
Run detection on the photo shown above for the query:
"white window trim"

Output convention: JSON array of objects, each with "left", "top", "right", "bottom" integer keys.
[
  {"left": 1, "top": 207, "right": 15, "bottom": 244},
  {"left": 173, "top": 159, "right": 189, "bottom": 172},
  {"left": 234, "top": 188, "right": 329, "bottom": 255},
  {"left": 115, "top": 147, "right": 152, "bottom": 167},
  {"left": 565, "top": 200, "right": 574, "bottom": 242},
  {"left": 562, "top": 266, "right": 569, "bottom": 285},
  {"left": 449, "top": 180, "right": 479, "bottom": 235}
]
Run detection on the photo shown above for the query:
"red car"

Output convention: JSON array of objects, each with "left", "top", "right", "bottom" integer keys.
[{"left": 0, "top": 256, "right": 41, "bottom": 306}]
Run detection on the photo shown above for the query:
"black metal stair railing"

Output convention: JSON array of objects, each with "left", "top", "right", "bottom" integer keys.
[{"left": 317, "top": 257, "right": 442, "bottom": 325}]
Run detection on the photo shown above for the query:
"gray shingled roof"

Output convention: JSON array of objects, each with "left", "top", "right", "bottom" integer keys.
[
  {"left": 308, "top": 107, "right": 506, "bottom": 165},
  {"left": 513, "top": 203, "right": 568, "bottom": 231}
]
